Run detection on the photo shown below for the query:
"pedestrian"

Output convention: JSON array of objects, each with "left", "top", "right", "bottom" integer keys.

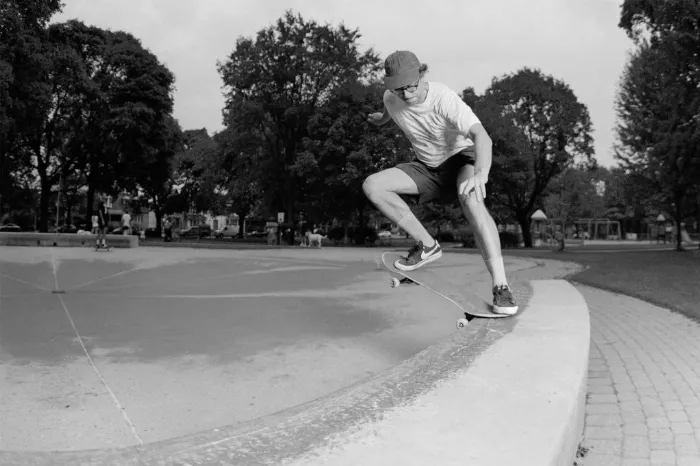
[{"left": 95, "top": 194, "right": 108, "bottom": 249}]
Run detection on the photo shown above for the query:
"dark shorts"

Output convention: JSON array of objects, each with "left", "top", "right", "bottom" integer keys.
[{"left": 396, "top": 150, "right": 475, "bottom": 204}]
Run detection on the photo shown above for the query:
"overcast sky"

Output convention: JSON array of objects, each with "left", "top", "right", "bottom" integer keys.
[{"left": 53, "top": 0, "right": 634, "bottom": 168}]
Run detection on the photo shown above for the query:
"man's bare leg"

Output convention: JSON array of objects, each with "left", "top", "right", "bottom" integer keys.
[
  {"left": 363, "top": 168, "right": 434, "bottom": 247},
  {"left": 456, "top": 165, "right": 517, "bottom": 314}
]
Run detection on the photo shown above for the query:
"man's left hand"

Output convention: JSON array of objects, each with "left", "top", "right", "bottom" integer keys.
[{"left": 458, "top": 169, "right": 489, "bottom": 203}]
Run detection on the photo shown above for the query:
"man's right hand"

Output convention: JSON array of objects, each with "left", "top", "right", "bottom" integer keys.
[{"left": 367, "top": 112, "right": 385, "bottom": 126}]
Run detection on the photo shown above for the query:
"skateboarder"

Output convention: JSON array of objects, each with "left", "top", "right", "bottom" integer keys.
[
  {"left": 363, "top": 50, "right": 518, "bottom": 315},
  {"left": 95, "top": 194, "right": 109, "bottom": 249}
]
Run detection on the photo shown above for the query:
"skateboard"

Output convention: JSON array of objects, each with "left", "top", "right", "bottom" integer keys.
[
  {"left": 94, "top": 245, "right": 111, "bottom": 252},
  {"left": 381, "top": 252, "right": 511, "bottom": 329}
]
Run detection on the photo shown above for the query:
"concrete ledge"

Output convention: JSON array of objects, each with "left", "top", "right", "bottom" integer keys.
[
  {"left": 279, "top": 280, "right": 590, "bottom": 466},
  {"left": 0, "top": 232, "right": 138, "bottom": 248},
  {"left": 0, "top": 279, "right": 589, "bottom": 466}
]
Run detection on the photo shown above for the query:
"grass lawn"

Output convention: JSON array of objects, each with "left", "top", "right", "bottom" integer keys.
[{"left": 499, "top": 246, "right": 700, "bottom": 322}]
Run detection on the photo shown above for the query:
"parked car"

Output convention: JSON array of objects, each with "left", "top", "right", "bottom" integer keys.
[
  {"left": 179, "top": 224, "right": 212, "bottom": 239},
  {"left": 215, "top": 225, "right": 239, "bottom": 239},
  {"left": 0, "top": 223, "right": 21, "bottom": 232},
  {"left": 51, "top": 224, "right": 77, "bottom": 234}
]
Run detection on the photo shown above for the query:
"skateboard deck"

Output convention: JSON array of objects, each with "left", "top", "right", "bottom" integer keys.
[
  {"left": 381, "top": 252, "right": 511, "bottom": 328},
  {"left": 94, "top": 245, "right": 111, "bottom": 252}
]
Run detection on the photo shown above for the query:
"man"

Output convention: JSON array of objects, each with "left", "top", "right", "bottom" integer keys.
[
  {"left": 95, "top": 194, "right": 109, "bottom": 249},
  {"left": 363, "top": 50, "right": 518, "bottom": 315}
]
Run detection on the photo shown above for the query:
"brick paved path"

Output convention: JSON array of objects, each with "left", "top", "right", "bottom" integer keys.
[{"left": 576, "top": 284, "right": 700, "bottom": 466}]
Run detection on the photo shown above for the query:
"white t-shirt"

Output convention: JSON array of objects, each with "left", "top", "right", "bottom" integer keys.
[
  {"left": 121, "top": 213, "right": 131, "bottom": 227},
  {"left": 383, "top": 81, "right": 482, "bottom": 168}
]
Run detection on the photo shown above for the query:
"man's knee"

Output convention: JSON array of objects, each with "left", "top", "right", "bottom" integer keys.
[
  {"left": 362, "top": 173, "right": 383, "bottom": 198},
  {"left": 460, "top": 195, "right": 489, "bottom": 225}
]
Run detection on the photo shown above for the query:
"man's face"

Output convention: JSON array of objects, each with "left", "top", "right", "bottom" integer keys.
[{"left": 391, "top": 78, "right": 421, "bottom": 104}]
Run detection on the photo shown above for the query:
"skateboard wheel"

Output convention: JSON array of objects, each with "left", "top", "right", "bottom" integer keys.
[
  {"left": 456, "top": 318, "right": 469, "bottom": 329},
  {"left": 390, "top": 277, "right": 401, "bottom": 288}
]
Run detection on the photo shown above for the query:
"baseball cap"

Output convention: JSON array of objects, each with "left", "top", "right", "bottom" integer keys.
[{"left": 384, "top": 50, "right": 421, "bottom": 90}]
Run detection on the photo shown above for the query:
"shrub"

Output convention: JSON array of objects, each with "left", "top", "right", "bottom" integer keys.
[
  {"left": 499, "top": 231, "right": 520, "bottom": 248},
  {"left": 353, "top": 226, "right": 378, "bottom": 245},
  {"left": 436, "top": 231, "right": 455, "bottom": 242}
]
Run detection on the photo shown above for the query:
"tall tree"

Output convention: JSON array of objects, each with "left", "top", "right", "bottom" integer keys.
[
  {"left": 615, "top": 0, "right": 700, "bottom": 251},
  {"left": 0, "top": 0, "right": 63, "bottom": 218},
  {"left": 137, "top": 114, "right": 183, "bottom": 231},
  {"left": 297, "top": 80, "right": 413, "bottom": 240},
  {"left": 217, "top": 10, "right": 381, "bottom": 224},
  {"left": 463, "top": 68, "right": 595, "bottom": 247},
  {"left": 215, "top": 126, "right": 265, "bottom": 236},
  {"left": 543, "top": 167, "right": 604, "bottom": 250},
  {"left": 172, "top": 128, "right": 225, "bottom": 217}
]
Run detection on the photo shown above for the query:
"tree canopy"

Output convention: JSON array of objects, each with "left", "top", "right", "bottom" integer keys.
[
  {"left": 615, "top": 0, "right": 700, "bottom": 250},
  {"left": 464, "top": 68, "right": 595, "bottom": 247}
]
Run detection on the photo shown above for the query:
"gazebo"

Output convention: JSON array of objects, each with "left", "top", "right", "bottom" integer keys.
[{"left": 531, "top": 209, "right": 549, "bottom": 244}]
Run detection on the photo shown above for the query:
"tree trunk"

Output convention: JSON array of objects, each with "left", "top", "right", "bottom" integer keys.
[
  {"left": 357, "top": 206, "right": 366, "bottom": 230},
  {"left": 65, "top": 199, "right": 73, "bottom": 226},
  {"left": 38, "top": 175, "right": 51, "bottom": 233},
  {"left": 516, "top": 211, "right": 533, "bottom": 248},
  {"left": 675, "top": 193, "right": 683, "bottom": 252},
  {"left": 237, "top": 211, "right": 248, "bottom": 238},
  {"left": 557, "top": 220, "right": 566, "bottom": 252},
  {"left": 86, "top": 165, "right": 99, "bottom": 222},
  {"left": 343, "top": 217, "right": 350, "bottom": 244},
  {"left": 0, "top": 132, "right": 5, "bottom": 217}
]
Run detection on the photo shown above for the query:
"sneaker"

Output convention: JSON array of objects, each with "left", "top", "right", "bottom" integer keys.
[
  {"left": 492, "top": 285, "right": 518, "bottom": 315},
  {"left": 394, "top": 240, "right": 442, "bottom": 271}
]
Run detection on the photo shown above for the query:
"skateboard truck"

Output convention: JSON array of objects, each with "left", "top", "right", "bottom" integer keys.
[{"left": 389, "top": 277, "right": 417, "bottom": 287}]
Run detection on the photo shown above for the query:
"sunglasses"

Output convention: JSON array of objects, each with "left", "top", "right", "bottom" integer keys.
[{"left": 391, "top": 80, "right": 420, "bottom": 95}]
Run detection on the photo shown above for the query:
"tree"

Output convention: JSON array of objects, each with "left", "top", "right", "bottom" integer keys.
[
  {"left": 0, "top": 0, "right": 63, "bottom": 216},
  {"left": 172, "top": 128, "right": 226, "bottom": 218},
  {"left": 463, "top": 68, "right": 595, "bottom": 247},
  {"left": 138, "top": 114, "right": 183, "bottom": 231},
  {"left": 217, "top": 10, "right": 381, "bottom": 224},
  {"left": 214, "top": 127, "right": 265, "bottom": 236},
  {"left": 615, "top": 0, "right": 700, "bottom": 251},
  {"left": 543, "top": 168, "right": 603, "bottom": 250},
  {"left": 80, "top": 26, "right": 177, "bottom": 220},
  {"left": 297, "top": 79, "right": 413, "bottom": 241},
  {"left": 5, "top": 20, "right": 98, "bottom": 231}
]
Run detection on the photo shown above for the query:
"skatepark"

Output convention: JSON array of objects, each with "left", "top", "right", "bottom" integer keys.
[{"left": 0, "top": 234, "right": 591, "bottom": 465}]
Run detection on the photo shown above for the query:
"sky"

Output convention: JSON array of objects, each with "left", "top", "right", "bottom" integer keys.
[{"left": 53, "top": 0, "right": 635, "bottom": 168}]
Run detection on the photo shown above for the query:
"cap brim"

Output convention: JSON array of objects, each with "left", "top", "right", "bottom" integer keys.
[{"left": 384, "top": 68, "right": 420, "bottom": 90}]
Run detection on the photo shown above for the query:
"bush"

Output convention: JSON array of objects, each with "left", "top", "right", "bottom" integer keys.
[
  {"left": 454, "top": 226, "right": 476, "bottom": 248},
  {"left": 461, "top": 233, "right": 476, "bottom": 248},
  {"left": 499, "top": 231, "right": 520, "bottom": 248},
  {"left": 436, "top": 231, "right": 455, "bottom": 243},
  {"left": 327, "top": 226, "right": 349, "bottom": 243},
  {"left": 353, "top": 226, "right": 378, "bottom": 245}
]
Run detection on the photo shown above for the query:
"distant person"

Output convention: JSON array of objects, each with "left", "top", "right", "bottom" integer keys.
[
  {"left": 121, "top": 210, "right": 132, "bottom": 235},
  {"left": 95, "top": 194, "right": 108, "bottom": 249},
  {"left": 91, "top": 214, "right": 99, "bottom": 235},
  {"left": 162, "top": 217, "right": 172, "bottom": 242},
  {"left": 363, "top": 50, "right": 517, "bottom": 315}
]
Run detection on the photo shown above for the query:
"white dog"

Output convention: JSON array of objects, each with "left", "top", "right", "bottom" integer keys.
[{"left": 305, "top": 231, "right": 327, "bottom": 248}]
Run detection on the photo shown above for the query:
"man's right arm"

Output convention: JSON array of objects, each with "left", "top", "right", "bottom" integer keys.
[{"left": 374, "top": 108, "right": 392, "bottom": 125}]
